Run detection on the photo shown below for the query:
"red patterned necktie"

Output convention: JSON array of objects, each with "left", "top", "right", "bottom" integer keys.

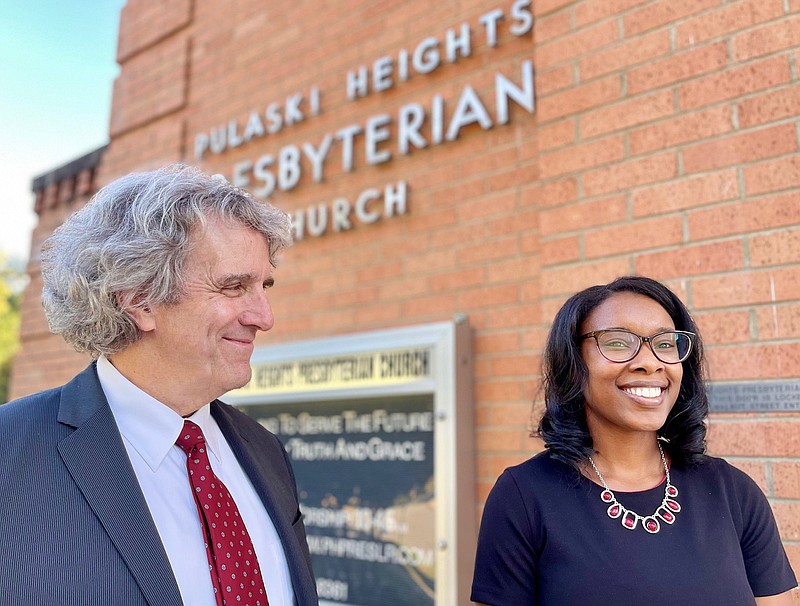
[{"left": 176, "top": 420, "right": 270, "bottom": 606}]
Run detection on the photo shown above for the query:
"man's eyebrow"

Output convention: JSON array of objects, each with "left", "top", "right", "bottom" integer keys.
[
  {"left": 218, "top": 273, "right": 275, "bottom": 286},
  {"left": 217, "top": 272, "right": 256, "bottom": 285}
]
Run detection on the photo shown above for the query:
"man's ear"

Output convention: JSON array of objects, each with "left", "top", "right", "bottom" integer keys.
[{"left": 116, "top": 292, "right": 156, "bottom": 332}]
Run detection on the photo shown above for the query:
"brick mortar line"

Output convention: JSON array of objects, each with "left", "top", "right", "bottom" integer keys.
[
  {"left": 539, "top": 184, "right": 800, "bottom": 215},
  {"left": 554, "top": 10, "right": 756, "bottom": 44},
  {"left": 532, "top": 162, "right": 796, "bottom": 196},
  {"left": 535, "top": 18, "right": 800, "bottom": 78},
  {"left": 709, "top": 418, "right": 800, "bottom": 424},
  {"left": 537, "top": 45, "right": 800, "bottom": 98},
  {"left": 535, "top": 111, "right": 800, "bottom": 158},
  {"left": 117, "top": 15, "right": 193, "bottom": 65},
  {"left": 726, "top": 457, "right": 800, "bottom": 466},
  {"left": 542, "top": 261, "right": 800, "bottom": 277},
  {"left": 535, "top": 77, "right": 799, "bottom": 132},
  {"left": 571, "top": 114, "right": 800, "bottom": 148}
]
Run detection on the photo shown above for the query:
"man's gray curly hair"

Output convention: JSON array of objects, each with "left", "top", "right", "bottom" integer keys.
[{"left": 41, "top": 164, "right": 292, "bottom": 357}]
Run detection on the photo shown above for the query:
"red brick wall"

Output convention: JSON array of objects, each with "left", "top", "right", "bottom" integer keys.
[
  {"left": 13, "top": 0, "right": 800, "bottom": 579},
  {"left": 9, "top": 173, "right": 96, "bottom": 400},
  {"left": 533, "top": 0, "right": 800, "bottom": 575}
]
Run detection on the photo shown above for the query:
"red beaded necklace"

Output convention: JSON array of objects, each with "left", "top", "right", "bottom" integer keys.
[{"left": 587, "top": 442, "right": 681, "bottom": 534}]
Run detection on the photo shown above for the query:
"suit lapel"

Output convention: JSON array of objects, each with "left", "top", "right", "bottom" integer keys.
[
  {"left": 213, "top": 402, "right": 318, "bottom": 606},
  {"left": 57, "top": 365, "right": 183, "bottom": 606}
]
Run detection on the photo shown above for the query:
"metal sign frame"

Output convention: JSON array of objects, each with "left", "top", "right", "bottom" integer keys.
[{"left": 225, "top": 318, "right": 475, "bottom": 606}]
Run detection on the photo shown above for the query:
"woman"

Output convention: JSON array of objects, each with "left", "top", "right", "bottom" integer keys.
[{"left": 471, "top": 276, "right": 797, "bottom": 605}]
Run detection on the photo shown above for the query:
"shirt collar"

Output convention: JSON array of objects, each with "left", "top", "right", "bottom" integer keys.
[
  {"left": 184, "top": 402, "right": 224, "bottom": 464},
  {"left": 97, "top": 355, "right": 221, "bottom": 471}
]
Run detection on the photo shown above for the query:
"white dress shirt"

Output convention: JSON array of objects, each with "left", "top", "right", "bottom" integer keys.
[{"left": 97, "top": 356, "right": 295, "bottom": 606}]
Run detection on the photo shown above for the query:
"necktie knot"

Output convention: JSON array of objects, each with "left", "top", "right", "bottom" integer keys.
[{"left": 176, "top": 419, "right": 206, "bottom": 455}]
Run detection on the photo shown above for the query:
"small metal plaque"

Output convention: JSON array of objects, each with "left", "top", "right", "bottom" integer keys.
[{"left": 708, "top": 381, "right": 800, "bottom": 412}]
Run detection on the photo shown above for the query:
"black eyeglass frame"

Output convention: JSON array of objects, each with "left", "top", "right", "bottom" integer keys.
[{"left": 581, "top": 329, "right": 695, "bottom": 364}]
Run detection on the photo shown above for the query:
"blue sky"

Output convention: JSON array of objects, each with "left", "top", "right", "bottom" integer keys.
[{"left": 0, "top": 1, "right": 125, "bottom": 261}]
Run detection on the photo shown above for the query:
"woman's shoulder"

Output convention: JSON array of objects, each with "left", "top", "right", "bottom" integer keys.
[
  {"left": 484, "top": 450, "right": 584, "bottom": 520},
  {"left": 683, "top": 454, "right": 756, "bottom": 480},
  {"left": 679, "top": 454, "right": 767, "bottom": 498},
  {"left": 500, "top": 449, "right": 582, "bottom": 490},
  {"left": 507, "top": 448, "right": 569, "bottom": 472}
]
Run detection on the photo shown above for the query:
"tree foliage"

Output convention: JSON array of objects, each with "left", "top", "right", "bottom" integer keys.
[{"left": 0, "top": 253, "right": 26, "bottom": 403}]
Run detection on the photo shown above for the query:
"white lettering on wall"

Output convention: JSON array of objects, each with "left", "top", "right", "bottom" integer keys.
[
  {"left": 343, "top": 0, "right": 531, "bottom": 99},
  {"left": 190, "top": 0, "right": 536, "bottom": 239},
  {"left": 293, "top": 181, "right": 408, "bottom": 240},
  {"left": 193, "top": 86, "right": 321, "bottom": 161},
  {"left": 231, "top": 61, "right": 535, "bottom": 197}
]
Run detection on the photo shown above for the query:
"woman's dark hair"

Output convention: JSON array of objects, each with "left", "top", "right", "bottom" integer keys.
[{"left": 537, "top": 275, "right": 708, "bottom": 469}]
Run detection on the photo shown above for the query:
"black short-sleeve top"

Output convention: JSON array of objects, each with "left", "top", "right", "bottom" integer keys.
[{"left": 471, "top": 452, "right": 797, "bottom": 606}]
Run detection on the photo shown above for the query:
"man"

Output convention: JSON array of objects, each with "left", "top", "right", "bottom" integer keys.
[{"left": 0, "top": 165, "right": 318, "bottom": 606}]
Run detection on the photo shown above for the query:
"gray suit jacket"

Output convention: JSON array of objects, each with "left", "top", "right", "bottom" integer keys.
[{"left": 0, "top": 363, "right": 318, "bottom": 606}]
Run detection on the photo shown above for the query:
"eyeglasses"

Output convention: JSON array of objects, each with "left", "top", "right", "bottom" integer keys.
[{"left": 581, "top": 329, "right": 695, "bottom": 364}]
